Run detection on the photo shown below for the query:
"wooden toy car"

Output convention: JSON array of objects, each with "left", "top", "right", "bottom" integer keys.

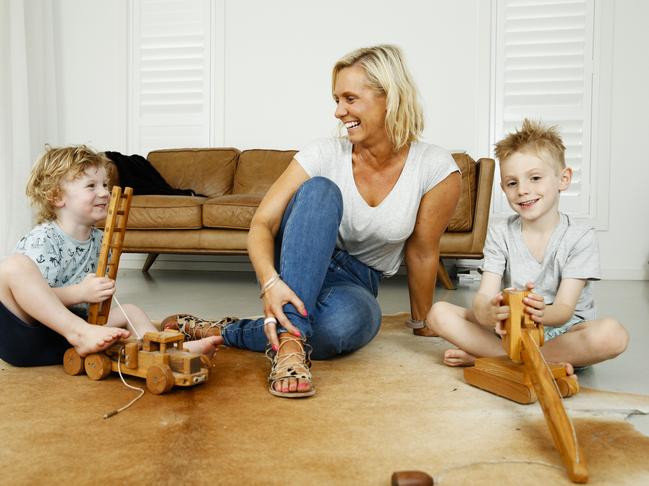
[{"left": 63, "top": 330, "right": 209, "bottom": 394}]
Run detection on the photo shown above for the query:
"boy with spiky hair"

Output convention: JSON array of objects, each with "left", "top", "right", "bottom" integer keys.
[
  {"left": 426, "top": 119, "right": 628, "bottom": 369},
  {"left": 0, "top": 145, "right": 219, "bottom": 366}
]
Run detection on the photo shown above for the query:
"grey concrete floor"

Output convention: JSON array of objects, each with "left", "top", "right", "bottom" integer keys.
[{"left": 115, "top": 269, "right": 649, "bottom": 433}]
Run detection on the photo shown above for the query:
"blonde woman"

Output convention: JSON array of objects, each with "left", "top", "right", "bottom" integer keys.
[{"left": 166, "top": 45, "right": 461, "bottom": 398}]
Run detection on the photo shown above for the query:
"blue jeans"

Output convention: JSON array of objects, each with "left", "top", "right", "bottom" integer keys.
[{"left": 221, "top": 177, "right": 382, "bottom": 360}]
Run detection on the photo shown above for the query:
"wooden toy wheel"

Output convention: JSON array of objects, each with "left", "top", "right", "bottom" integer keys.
[
  {"left": 146, "top": 364, "right": 175, "bottom": 394},
  {"left": 62, "top": 348, "right": 85, "bottom": 375},
  {"left": 84, "top": 353, "right": 112, "bottom": 380}
]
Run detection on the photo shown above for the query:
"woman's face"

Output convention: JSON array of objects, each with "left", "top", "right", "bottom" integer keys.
[{"left": 333, "top": 65, "right": 387, "bottom": 146}]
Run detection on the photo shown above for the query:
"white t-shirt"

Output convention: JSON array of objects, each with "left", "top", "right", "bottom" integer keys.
[
  {"left": 482, "top": 213, "right": 600, "bottom": 321},
  {"left": 295, "top": 137, "right": 459, "bottom": 276}
]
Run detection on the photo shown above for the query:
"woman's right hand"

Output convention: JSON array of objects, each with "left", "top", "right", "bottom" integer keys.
[{"left": 262, "top": 278, "right": 308, "bottom": 351}]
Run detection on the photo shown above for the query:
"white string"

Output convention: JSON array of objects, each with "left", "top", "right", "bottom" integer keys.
[
  {"left": 113, "top": 295, "right": 141, "bottom": 340},
  {"left": 103, "top": 351, "right": 145, "bottom": 419}
]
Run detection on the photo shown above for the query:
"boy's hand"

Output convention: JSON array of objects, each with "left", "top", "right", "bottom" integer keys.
[
  {"left": 476, "top": 292, "right": 509, "bottom": 329},
  {"left": 79, "top": 273, "right": 115, "bottom": 303},
  {"left": 523, "top": 282, "right": 545, "bottom": 324}
]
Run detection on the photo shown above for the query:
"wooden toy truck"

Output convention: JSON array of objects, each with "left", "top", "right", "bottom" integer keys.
[
  {"left": 63, "top": 330, "right": 208, "bottom": 394},
  {"left": 61, "top": 186, "right": 210, "bottom": 395}
]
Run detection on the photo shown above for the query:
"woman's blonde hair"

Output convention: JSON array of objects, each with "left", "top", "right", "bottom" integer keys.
[
  {"left": 494, "top": 119, "right": 566, "bottom": 172},
  {"left": 26, "top": 145, "right": 113, "bottom": 224},
  {"left": 332, "top": 44, "right": 424, "bottom": 151}
]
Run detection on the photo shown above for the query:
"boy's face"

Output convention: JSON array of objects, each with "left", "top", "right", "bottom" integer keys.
[
  {"left": 55, "top": 166, "right": 110, "bottom": 226},
  {"left": 499, "top": 151, "right": 572, "bottom": 223}
]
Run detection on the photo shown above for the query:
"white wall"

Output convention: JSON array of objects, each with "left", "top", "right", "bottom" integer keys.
[
  {"left": 11, "top": 0, "right": 649, "bottom": 279},
  {"left": 596, "top": 0, "right": 649, "bottom": 279}
]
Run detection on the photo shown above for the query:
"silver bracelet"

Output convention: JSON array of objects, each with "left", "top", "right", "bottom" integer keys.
[
  {"left": 259, "top": 274, "right": 281, "bottom": 298},
  {"left": 405, "top": 318, "right": 426, "bottom": 329}
]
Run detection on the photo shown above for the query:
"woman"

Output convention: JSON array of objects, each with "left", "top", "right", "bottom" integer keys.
[{"left": 164, "top": 45, "right": 461, "bottom": 398}]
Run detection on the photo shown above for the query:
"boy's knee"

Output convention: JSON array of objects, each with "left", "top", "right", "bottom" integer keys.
[
  {"left": 0, "top": 254, "right": 37, "bottom": 277},
  {"left": 592, "top": 318, "right": 628, "bottom": 358},
  {"left": 602, "top": 318, "right": 628, "bottom": 357},
  {"left": 426, "top": 301, "right": 454, "bottom": 332}
]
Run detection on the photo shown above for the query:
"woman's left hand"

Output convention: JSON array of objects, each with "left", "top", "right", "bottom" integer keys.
[
  {"left": 262, "top": 278, "right": 306, "bottom": 351},
  {"left": 523, "top": 282, "right": 545, "bottom": 324}
]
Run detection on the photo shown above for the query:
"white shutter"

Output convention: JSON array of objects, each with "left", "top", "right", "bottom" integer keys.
[
  {"left": 493, "top": 0, "right": 595, "bottom": 217},
  {"left": 128, "top": 0, "right": 213, "bottom": 155}
]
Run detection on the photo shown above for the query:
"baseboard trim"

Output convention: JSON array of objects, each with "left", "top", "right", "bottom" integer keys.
[{"left": 117, "top": 253, "right": 649, "bottom": 280}]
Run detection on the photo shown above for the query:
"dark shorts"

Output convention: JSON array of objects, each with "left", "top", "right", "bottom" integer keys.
[{"left": 0, "top": 300, "right": 70, "bottom": 367}]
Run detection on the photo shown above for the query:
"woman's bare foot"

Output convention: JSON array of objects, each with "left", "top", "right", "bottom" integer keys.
[
  {"left": 443, "top": 348, "right": 476, "bottom": 367},
  {"left": 270, "top": 335, "right": 313, "bottom": 395},
  {"left": 70, "top": 324, "right": 130, "bottom": 357},
  {"left": 184, "top": 336, "right": 223, "bottom": 357}
]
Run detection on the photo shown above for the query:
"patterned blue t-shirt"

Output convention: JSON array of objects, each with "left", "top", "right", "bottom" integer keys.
[{"left": 15, "top": 221, "right": 103, "bottom": 317}]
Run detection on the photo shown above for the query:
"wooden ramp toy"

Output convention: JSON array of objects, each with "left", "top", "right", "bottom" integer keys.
[
  {"left": 464, "top": 289, "right": 588, "bottom": 483},
  {"left": 62, "top": 186, "right": 210, "bottom": 395}
]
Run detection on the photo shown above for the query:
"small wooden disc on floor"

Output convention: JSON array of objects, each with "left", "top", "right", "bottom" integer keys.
[{"left": 391, "top": 470, "right": 434, "bottom": 486}]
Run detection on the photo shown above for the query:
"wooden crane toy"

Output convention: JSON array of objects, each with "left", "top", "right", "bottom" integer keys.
[
  {"left": 464, "top": 289, "right": 588, "bottom": 483},
  {"left": 393, "top": 289, "right": 588, "bottom": 485},
  {"left": 62, "top": 186, "right": 209, "bottom": 395}
]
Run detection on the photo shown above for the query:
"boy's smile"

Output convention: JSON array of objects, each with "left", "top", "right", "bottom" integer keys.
[{"left": 500, "top": 151, "right": 572, "bottom": 226}]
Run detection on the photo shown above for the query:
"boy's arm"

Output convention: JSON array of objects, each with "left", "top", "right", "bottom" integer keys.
[
  {"left": 51, "top": 274, "right": 116, "bottom": 307},
  {"left": 534, "top": 278, "right": 585, "bottom": 327},
  {"left": 472, "top": 271, "right": 508, "bottom": 327}
]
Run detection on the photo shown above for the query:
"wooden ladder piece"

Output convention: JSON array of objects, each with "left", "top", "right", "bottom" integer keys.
[
  {"left": 463, "top": 289, "right": 588, "bottom": 483},
  {"left": 87, "top": 186, "right": 133, "bottom": 325}
]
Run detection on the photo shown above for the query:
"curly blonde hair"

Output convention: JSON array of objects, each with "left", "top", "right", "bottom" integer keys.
[
  {"left": 26, "top": 145, "right": 113, "bottom": 224},
  {"left": 332, "top": 44, "right": 424, "bottom": 151},
  {"left": 494, "top": 119, "right": 566, "bottom": 172}
]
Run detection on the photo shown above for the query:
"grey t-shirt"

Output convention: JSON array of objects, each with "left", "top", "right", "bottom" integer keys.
[
  {"left": 295, "top": 137, "right": 459, "bottom": 276},
  {"left": 15, "top": 221, "right": 103, "bottom": 317},
  {"left": 482, "top": 213, "right": 600, "bottom": 321}
]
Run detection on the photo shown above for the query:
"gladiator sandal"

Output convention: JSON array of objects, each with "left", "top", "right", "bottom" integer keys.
[
  {"left": 161, "top": 314, "right": 239, "bottom": 340},
  {"left": 265, "top": 334, "right": 315, "bottom": 398}
]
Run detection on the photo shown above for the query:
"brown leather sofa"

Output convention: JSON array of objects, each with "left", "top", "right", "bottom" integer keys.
[{"left": 114, "top": 148, "right": 494, "bottom": 289}]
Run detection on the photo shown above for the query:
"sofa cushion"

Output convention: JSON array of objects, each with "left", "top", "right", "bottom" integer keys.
[
  {"left": 447, "top": 153, "right": 476, "bottom": 232},
  {"left": 147, "top": 148, "right": 240, "bottom": 198},
  {"left": 233, "top": 149, "right": 296, "bottom": 194},
  {"left": 127, "top": 195, "right": 206, "bottom": 229},
  {"left": 203, "top": 194, "right": 264, "bottom": 230}
]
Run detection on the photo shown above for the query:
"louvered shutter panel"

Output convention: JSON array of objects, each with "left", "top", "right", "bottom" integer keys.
[
  {"left": 129, "top": 0, "right": 212, "bottom": 155},
  {"left": 493, "top": 0, "right": 594, "bottom": 216}
]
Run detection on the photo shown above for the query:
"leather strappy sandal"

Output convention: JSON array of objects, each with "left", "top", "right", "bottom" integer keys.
[
  {"left": 266, "top": 334, "right": 316, "bottom": 398},
  {"left": 161, "top": 314, "right": 238, "bottom": 340}
]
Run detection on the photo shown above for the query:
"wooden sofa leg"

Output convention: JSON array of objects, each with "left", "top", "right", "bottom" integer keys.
[
  {"left": 437, "top": 258, "right": 456, "bottom": 290},
  {"left": 142, "top": 253, "right": 159, "bottom": 272}
]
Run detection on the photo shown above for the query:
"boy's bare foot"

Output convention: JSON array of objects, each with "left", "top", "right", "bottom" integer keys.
[
  {"left": 271, "top": 335, "right": 312, "bottom": 395},
  {"left": 71, "top": 324, "right": 130, "bottom": 357},
  {"left": 184, "top": 336, "right": 223, "bottom": 357},
  {"left": 550, "top": 361, "right": 575, "bottom": 376},
  {"left": 443, "top": 348, "right": 476, "bottom": 367}
]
